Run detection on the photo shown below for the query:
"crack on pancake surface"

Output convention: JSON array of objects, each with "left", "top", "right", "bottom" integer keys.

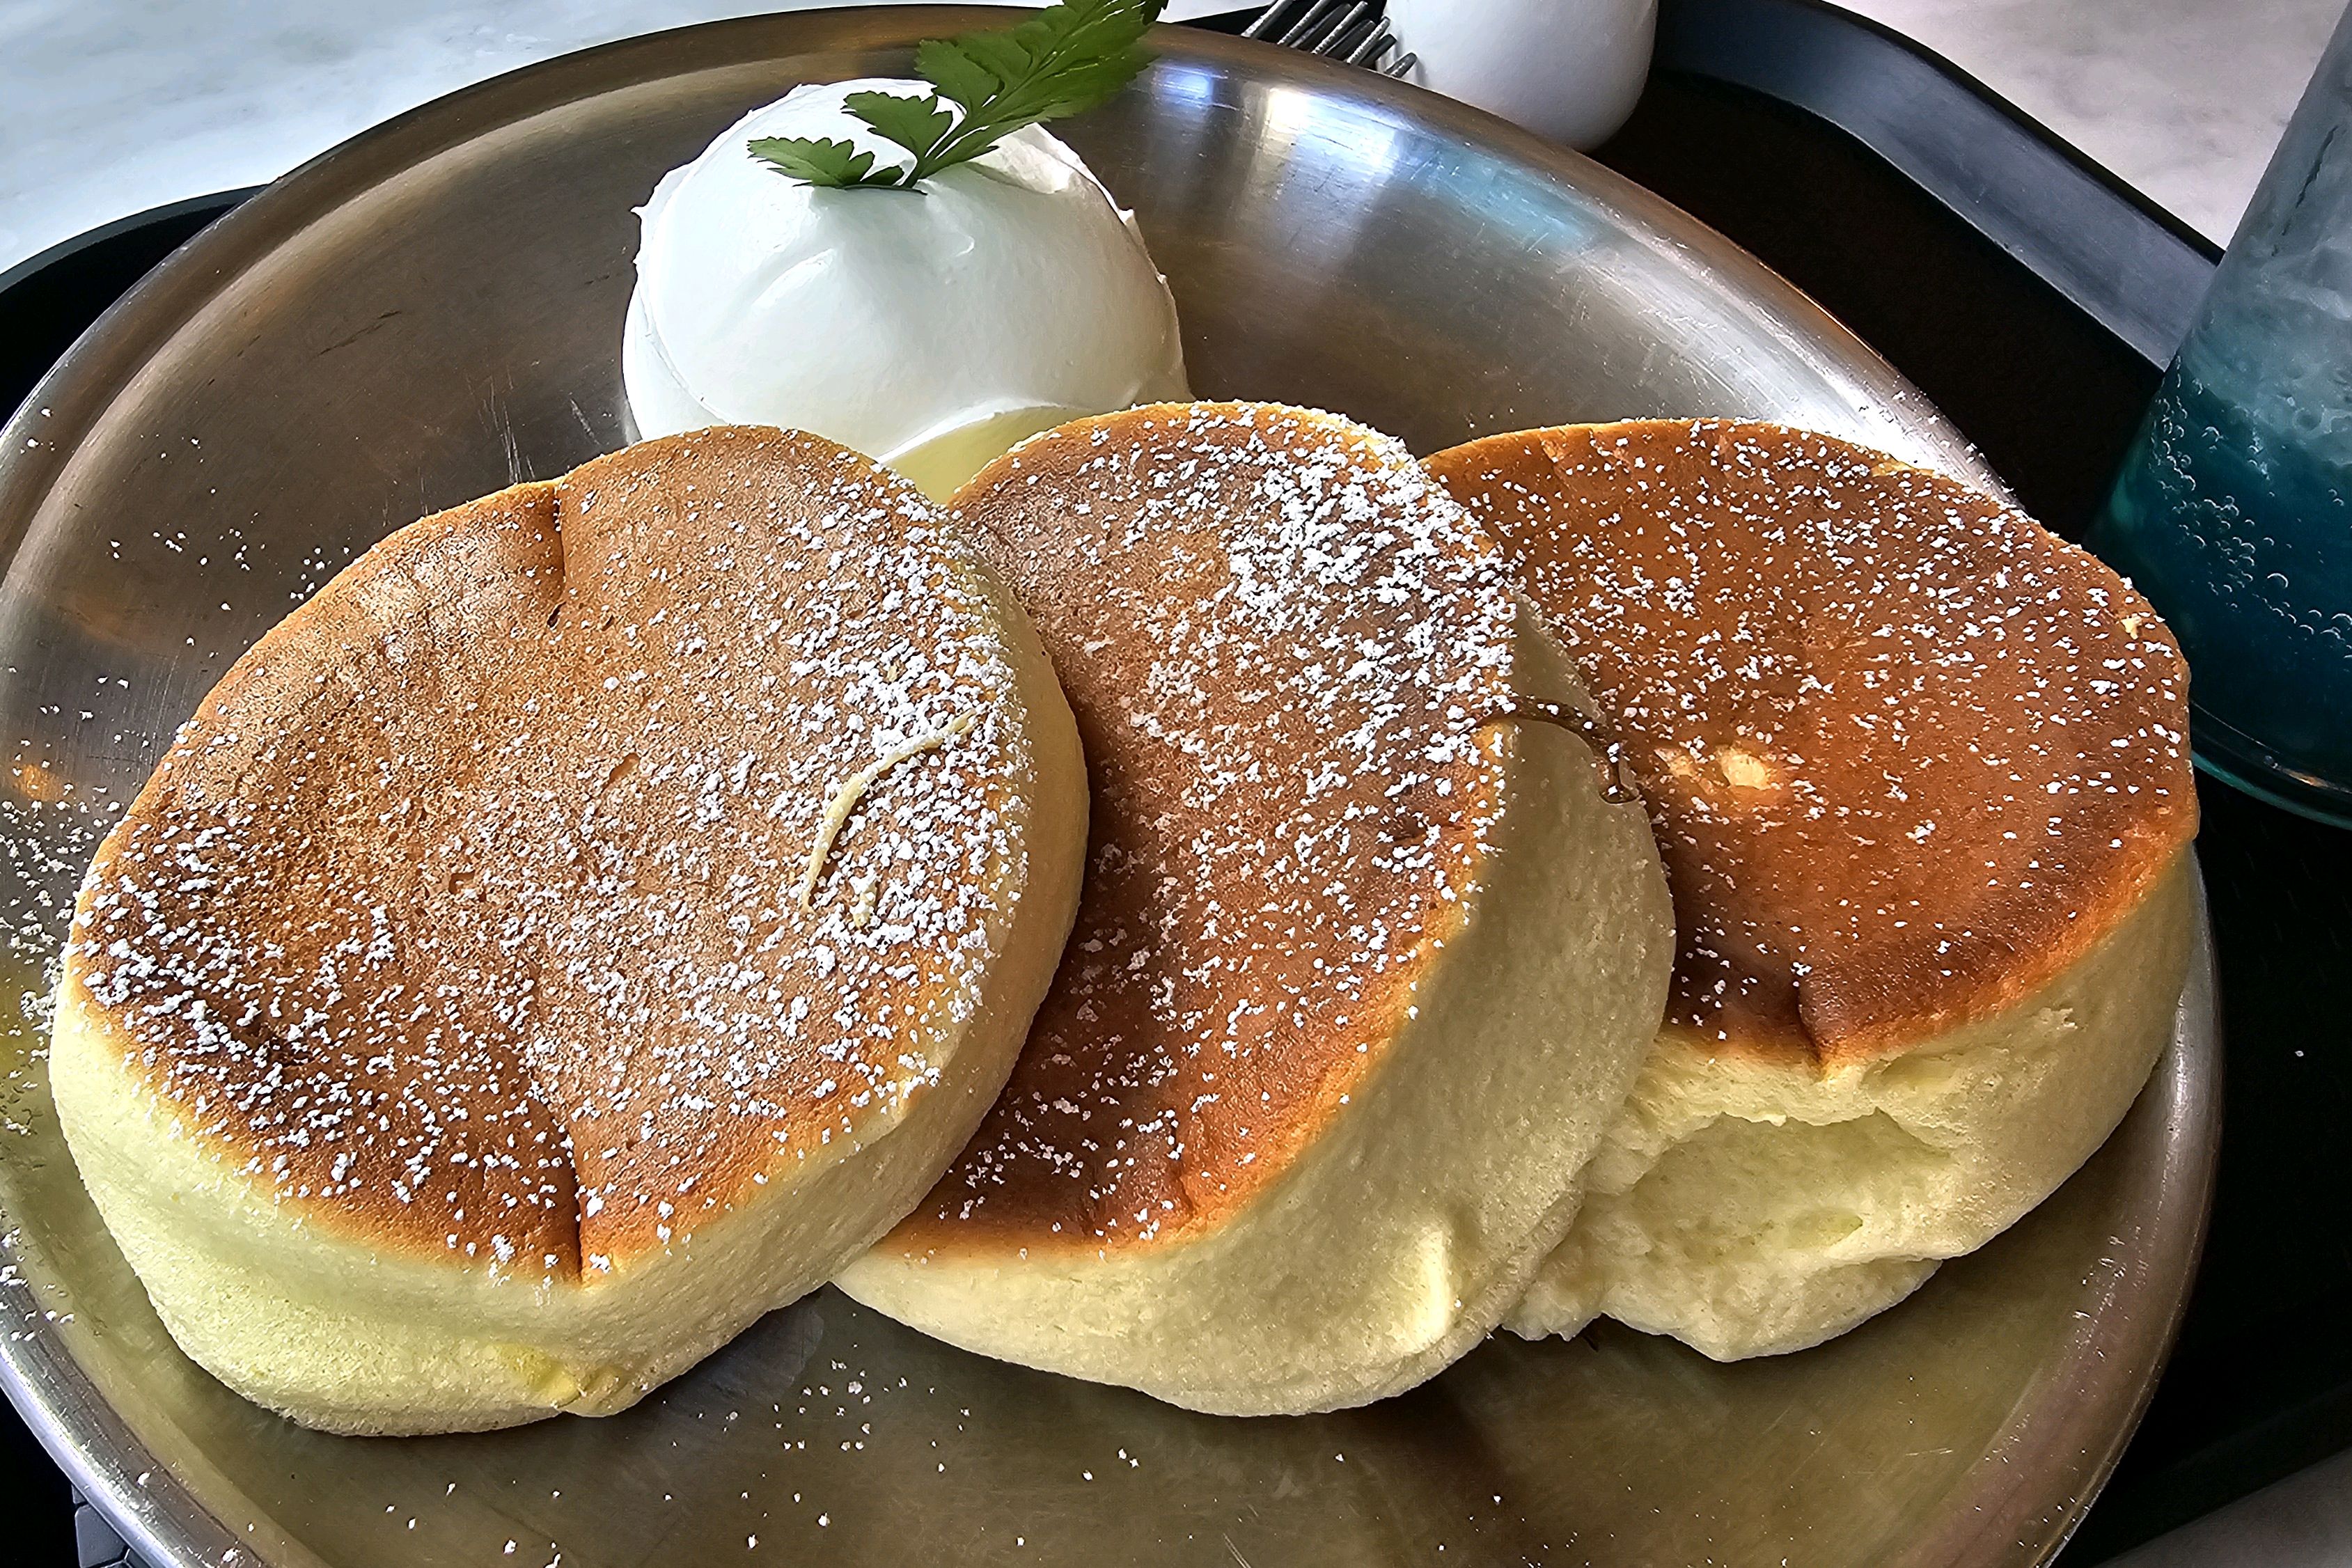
[{"left": 64, "top": 429, "right": 1035, "bottom": 1279}]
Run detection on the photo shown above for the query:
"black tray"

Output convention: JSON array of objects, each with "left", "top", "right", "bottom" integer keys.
[{"left": 7, "top": 2, "right": 2349, "bottom": 1564}]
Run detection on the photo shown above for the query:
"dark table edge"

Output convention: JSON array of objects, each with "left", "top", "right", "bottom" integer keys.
[
  {"left": 1650, "top": 0, "right": 2220, "bottom": 368},
  {"left": 0, "top": 188, "right": 265, "bottom": 301}
]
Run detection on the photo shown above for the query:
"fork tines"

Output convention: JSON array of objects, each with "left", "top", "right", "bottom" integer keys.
[{"left": 1241, "top": 0, "right": 1415, "bottom": 76}]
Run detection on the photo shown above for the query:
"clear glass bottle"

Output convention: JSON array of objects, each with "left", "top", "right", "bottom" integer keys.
[{"left": 2091, "top": 2, "right": 2352, "bottom": 826}]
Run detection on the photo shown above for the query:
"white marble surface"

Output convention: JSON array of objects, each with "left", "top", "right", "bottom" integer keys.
[{"left": 0, "top": 0, "right": 2339, "bottom": 274}]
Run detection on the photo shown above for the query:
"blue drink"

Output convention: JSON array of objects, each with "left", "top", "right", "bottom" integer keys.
[
  {"left": 2091, "top": 1, "right": 2352, "bottom": 825},
  {"left": 2096, "top": 347, "right": 2352, "bottom": 820}
]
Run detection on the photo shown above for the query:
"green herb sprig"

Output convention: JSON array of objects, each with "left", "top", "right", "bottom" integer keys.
[{"left": 747, "top": 0, "right": 1165, "bottom": 191}]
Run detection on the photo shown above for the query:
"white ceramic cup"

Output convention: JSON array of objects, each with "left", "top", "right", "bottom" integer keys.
[{"left": 1383, "top": 0, "right": 1659, "bottom": 150}]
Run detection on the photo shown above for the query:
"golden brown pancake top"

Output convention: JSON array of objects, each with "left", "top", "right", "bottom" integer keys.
[
  {"left": 65, "top": 429, "right": 1039, "bottom": 1277},
  {"left": 892, "top": 403, "right": 1520, "bottom": 1255},
  {"left": 1425, "top": 420, "right": 2195, "bottom": 1067}
]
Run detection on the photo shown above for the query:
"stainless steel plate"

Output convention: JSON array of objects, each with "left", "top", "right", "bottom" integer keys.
[{"left": 0, "top": 11, "right": 2219, "bottom": 1567}]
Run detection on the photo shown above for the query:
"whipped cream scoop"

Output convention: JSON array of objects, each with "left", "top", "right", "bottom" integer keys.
[{"left": 623, "top": 79, "right": 1191, "bottom": 498}]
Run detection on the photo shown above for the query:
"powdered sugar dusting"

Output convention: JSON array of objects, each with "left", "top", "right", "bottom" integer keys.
[
  {"left": 1432, "top": 418, "right": 2195, "bottom": 1061},
  {"left": 910, "top": 403, "right": 1519, "bottom": 1248},
  {"left": 63, "top": 429, "right": 1038, "bottom": 1274}
]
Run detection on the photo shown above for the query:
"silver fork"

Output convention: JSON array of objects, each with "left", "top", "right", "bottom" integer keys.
[{"left": 1240, "top": 0, "right": 1417, "bottom": 77}]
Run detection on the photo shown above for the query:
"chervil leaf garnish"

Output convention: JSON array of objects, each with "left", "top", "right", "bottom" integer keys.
[
  {"left": 841, "top": 88, "right": 958, "bottom": 169},
  {"left": 748, "top": 0, "right": 1165, "bottom": 192},
  {"left": 742, "top": 134, "right": 884, "bottom": 189}
]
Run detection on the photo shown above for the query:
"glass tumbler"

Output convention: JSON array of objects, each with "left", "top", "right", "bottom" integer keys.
[{"left": 2091, "top": 1, "right": 2352, "bottom": 826}]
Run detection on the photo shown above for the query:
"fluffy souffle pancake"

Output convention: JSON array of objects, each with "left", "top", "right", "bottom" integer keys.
[
  {"left": 837, "top": 403, "right": 1675, "bottom": 1415},
  {"left": 1424, "top": 418, "right": 2199, "bottom": 1360},
  {"left": 50, "top": 428, "right": 1086, "bottom": 1434}
]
